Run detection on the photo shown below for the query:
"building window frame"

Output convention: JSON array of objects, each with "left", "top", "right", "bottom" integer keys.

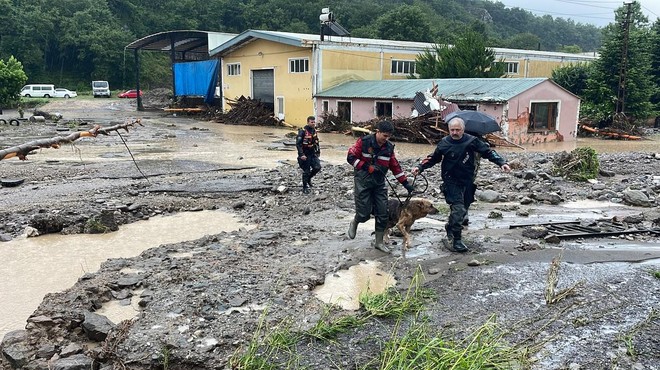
[
  {"left": 227, "top": 63, "right": 241, "bottom": 76},
  {"left": 375, "top": 101, "right": 393, "bottom": 118},
  {"left": 337, "top": 100, "right": 352, "bottom": 123},
  {"left": 505, "top": 62, "right": 519, "bottom": 75},
  {"left": 391, "top": 60, "right": 416, "bottom": 75},
  {"left": 528, "top": 101, "right": 559, "bottom": 132},
  {"left": 289, "top": 58, "right": 310, "bottom": 73},
  {"left": 322, "top": 100, "right": 329, "bottom": 114}
]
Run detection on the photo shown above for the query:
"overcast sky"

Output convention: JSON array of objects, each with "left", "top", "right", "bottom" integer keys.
[{"left": 497, "top": 0, "right": 660, "bottom": 27}]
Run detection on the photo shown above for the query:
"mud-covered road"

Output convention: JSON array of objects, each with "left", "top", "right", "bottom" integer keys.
[{"left": 1, "top": 99, "right": 659, "bottom": 369}]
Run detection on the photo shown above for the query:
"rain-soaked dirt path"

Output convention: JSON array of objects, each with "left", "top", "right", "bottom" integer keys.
[{"left": 0, "top": 99, "right": 659, "bottom": 369}]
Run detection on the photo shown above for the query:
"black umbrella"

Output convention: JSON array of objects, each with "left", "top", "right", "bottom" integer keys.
[{"left": 444, "top": 110, "right": 501, "bottom": 136}]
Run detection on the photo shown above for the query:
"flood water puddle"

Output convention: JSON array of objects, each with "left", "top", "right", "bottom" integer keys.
[
  {"left": 0, "top": 210, "right": 251, "bottom": 340},
  {"left": 313, "top": 261, "right": 396, "bottom": 310}
]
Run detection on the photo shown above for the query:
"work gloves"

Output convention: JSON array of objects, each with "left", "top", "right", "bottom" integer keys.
[{"left": 403, "top": 181, "right": 414, "bottom": 194}]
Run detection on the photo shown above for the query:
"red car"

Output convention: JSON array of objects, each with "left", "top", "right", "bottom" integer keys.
[{"left": 118, "top": 89, "right": 143, "bottom": 98}]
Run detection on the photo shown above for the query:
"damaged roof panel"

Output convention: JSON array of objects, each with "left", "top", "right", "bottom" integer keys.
[{"left": 315, "top": 78, "right": 547, "bottom": 102}]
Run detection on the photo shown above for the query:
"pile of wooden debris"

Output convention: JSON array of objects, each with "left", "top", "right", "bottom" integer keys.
[
  {"left": 317, "top": 111, "right": 522, "bottom": 149},
  {"left": 211, "top": 96, "right": 283, "bottom": 126},
  {"left": 578, "top": 113, "right": 644, "bottom": 140}
]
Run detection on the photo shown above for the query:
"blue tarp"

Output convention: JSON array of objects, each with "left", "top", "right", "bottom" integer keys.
[{"left": 173, "top": 60, "right": 219, "bottom": 103}]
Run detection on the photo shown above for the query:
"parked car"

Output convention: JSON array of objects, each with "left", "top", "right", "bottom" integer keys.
[
  {"left": 118, "top": 90, "right": 143, "bottom": 98},
  {"left": 92, "top": 80, "right": 111, "bottom": 98},
  {"left": 54, "top": 88, "right": 77, "bottom": 99},
  {"left": 20, "top": 84, "right": 56, "bottom": 98}
]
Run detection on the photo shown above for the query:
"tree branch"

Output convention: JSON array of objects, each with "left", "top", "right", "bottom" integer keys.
[{"left": 0, "top": 119, "right": 143, "bottom": 161}]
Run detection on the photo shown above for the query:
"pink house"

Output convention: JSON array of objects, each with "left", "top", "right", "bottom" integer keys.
[{"left": 315, "top": 78, "right": 581, "bottom": 144}]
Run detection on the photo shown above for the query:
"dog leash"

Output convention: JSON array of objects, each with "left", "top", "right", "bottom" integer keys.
[{"left": 383, "top": 172, "right": 429, "bottom": 208}]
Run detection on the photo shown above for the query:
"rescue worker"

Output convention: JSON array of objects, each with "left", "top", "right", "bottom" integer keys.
[
  {"left": 296, "top": 115, "right": 321, "bottom": 194},
  {"left": 347, "top": 120, "right": 415, "bottom": 253},
  {"left": 411, "top": 117, "right": 511, "bottom": 252}
]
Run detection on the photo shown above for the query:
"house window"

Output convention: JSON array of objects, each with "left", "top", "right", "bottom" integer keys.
[
  {"left": 322, "top": 100, "right": 329, "bottom": 113},
  {"left": 227, "top": 63, "right": 241, "bottom": 76},
  {"left": 289, "top": 58, "right": 309, "bottom": 73},
  {"left": 529, "top": 102, "right": 558, "bottom": 131},
  {"left": 337, "top": 101, "right": 352, "bottom": 122},
  {"left": 505, "top": 62, "right": 519, "bottom": 75},
  {"left": 391, "top": 60, "right": 416, "bottom": 75},
  {"left": 277, "top": 96, "right": 284, "bottom": 115},
  {"left": 376, "top": 102, "right": 393, "bottom": 118}
]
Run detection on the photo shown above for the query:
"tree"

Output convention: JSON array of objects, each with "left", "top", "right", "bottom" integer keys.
[
  {"left": 583, "top": 2, "right": 652, "bottom": 122},
  {"left": 649, "top": 19, "right": 660, "bottom": 112},
  {"left": 0, "top": 56, "right": 28, "bottom": 109},
  {"left": 504, "top": 32, "right": 541, "bottom": 50},
  {"left": 373, "top": 5, "right": 435, "bottom": 42},
  {"left": 415, "top": 29, "right": 506, "bottom": 78},
  {"left": 551, "top": 63, "right": 592, "bottom": 98}
]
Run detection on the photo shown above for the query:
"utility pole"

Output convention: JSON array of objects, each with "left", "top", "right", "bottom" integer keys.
[{"left": 616, "top": 1, "right": 634, "bottom": 114}]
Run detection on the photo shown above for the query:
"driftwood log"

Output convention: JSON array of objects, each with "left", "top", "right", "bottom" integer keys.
[{"left": 0, "top": 119, "right": 143, "bottom": 161}]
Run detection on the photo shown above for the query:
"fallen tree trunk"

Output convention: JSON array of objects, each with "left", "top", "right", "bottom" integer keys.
[{"left": 0, "top": 119, "right": 143, "bottom": 161}]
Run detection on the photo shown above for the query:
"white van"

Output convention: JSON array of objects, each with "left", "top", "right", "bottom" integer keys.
[
  {"left": 20, "top": 84, "right": 56, "bottom": 98},
  {"left": 92, "top": 80, "right": 111, "bottom": 98}
]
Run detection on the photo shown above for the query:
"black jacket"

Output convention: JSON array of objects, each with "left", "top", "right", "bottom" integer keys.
[{"left": 418, "top": 134, "right": 506, "bottom": 185}]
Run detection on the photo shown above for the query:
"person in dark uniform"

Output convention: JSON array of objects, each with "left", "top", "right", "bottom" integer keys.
[
  {"left": 296, "top": 116, "right": 321, "bottom": 194},
  {"left": 346, "top": 121, "right": 414, "bottom": 253},
  {"left": 412, "top": 117, "right": 511, "bottom": 252}
]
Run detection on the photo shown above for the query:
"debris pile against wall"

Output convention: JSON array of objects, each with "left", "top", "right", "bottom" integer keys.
[{"left": 211, "top": 96, "right": 282, "bottom": 126}]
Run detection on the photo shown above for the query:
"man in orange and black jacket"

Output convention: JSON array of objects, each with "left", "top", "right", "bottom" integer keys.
[
  {"left": 296, "top": 116, "right": 321, "bottom": 194},
  {"left": 346, "top": 121, "right": 414, "bottom": 253}
]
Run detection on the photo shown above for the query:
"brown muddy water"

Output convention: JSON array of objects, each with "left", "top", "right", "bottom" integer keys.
[{"left": 0, "top": 210, "right": 251, "bottom": 339}]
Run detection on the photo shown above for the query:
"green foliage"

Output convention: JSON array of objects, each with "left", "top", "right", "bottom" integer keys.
[
  {"left": 653, "top": 271, "right": 660, "bottom": 279},
  {"left": 373, "top": 5, "right": 435, "bottom": 42},
  {"left": 649, "top": 20, "right": 660, "bottom": 111},
  {"left": 416, "top": 30, "right": 506, "bottom": 79},
  {"left": 377, "top": 316, "right": 517, "bottom": 370},
  {"left": 0, "top": 56, "right": 28, "bottom": 108},
  {"left": 504, "top": 32, "right": 541, "bottom": 50},
  {"left": 583, "top": 2, "right": 653, "bottom": 121},
  {"left": 558, "top": 45, "right": 583, "bottom": 54},
  {"left": 552, "top": 63, "right": 592, "bottom": 97},
  {"left": 552, "top": 147, "right": 600, "bottom": 181}
]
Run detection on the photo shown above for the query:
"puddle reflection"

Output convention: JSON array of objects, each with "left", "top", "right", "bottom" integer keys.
[{"left": 313, "top": 261, "right": 396, "bottom": 310}]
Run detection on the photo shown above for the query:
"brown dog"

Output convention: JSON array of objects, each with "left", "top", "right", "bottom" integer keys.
[{"left": 386, "top": 198, "right": 438, "bottom": 250}]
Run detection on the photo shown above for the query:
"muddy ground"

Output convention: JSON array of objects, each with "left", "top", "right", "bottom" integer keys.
[{"left": 1, "top": 99, "right": 659, "bottom": 370}]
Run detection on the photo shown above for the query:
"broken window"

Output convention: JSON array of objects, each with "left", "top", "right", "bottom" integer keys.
[
  {"left": 337, "top": 101, "right": 352, "bottom": 122},
  {"left": 529, "top": 102, "right": 558, "bottom": 131},
  {"left": 375, "top": 101, "right": 392, "bottom": 118}
]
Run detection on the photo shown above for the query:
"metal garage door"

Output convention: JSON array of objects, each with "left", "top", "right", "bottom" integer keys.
[{"left": 252, "top": 69, "right": 274, "bottom": 109}]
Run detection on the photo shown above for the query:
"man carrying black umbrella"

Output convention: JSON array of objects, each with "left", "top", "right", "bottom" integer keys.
[{"left": 411, "top": 117, "right": 511, "bottom": 252}]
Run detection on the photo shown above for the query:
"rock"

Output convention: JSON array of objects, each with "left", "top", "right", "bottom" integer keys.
[
  {"left": 428, "top": 267, "right": 442, "bottom": 275},
  {"left": 475, "top": 189, "right": 501, "bottom": 203},
  {"left": 116, "top": 274, "right": 141, "bottom": 288},
  {"left": 599, "top": 169, "right": 616, "bottom": 177},
  {"left": 0, "top": 178, "right": 25, "bottom": 187},
  {"left": 51, "top": 354, "right": 94, "bottom": 370},
  {"left": 232, "top": 201, "right": 246, "bottom": 209},
  {"left": 522, "top": 226, "right": 549, "bottom": 239},
  {"left": 276, "top": 185, "right": 287, "bottom": 193},
  {"left": 36, "top": 343, "right": 57, "bottom": 358},
  {"left": 59, "top": 343, "right": 83, "bottom": 357},
  {"left": 523, "top": 170, "right": 537, "bottom": 180},
  {"left": 29, "top": 213, "right": 66, "bottom": 234},
  {"left": 84, "top": 209, "right": 119, "bottom": 234},
  {"left": 531, "top": 192, "right": 562, "bottom": 205},
  {"left": 622, "top": 190, "right": 650, "bottom": 207},
  {"left": 467, "top": 259, "right": 481, "bottom": 266},
  {"left": 520, "top": 196, "right": 534, "bottom": 205},
  {"left": 0, "top": 233, "right": 11, "bottom": 242},
  {"left": 487, "top": 211, "right": 503, "bottom": 219},
  {"left": 24, "top": 226, "right": 40, "bottom": 237},
  {"left": 623, "top": 214, "right": 645, "bottom": 224},
  {"left": 82, "top": 311, "right": 115, "bottom": 341},
  {"left": 544, "top": 234, "right": 561, "bottom": 244}
]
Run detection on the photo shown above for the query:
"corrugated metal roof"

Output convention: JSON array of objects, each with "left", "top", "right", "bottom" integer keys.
[
  {"left": 315, "top": 78, "right": 548, "bottom": 102},
  {"left": 210, "top": 30, "right": 597, "bottom": 62}
]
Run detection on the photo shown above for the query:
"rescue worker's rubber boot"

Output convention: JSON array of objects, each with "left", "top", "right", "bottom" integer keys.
[
  {"left": 302, "top": 174, "right": 310, "bottom": 194},
  {"left": 444, "top": 223, "right": 453, "bottom": 243},
  {"left": 372, "top": 231, "right": 390, "bottom": 253},
  {"left": 348, "top": 218, "right": 358, "bottom": 239},
  {"left": 308, "top": 168, "right": 319, "bottom": 188},
  {"left": 452, "top": 239, "right": 468, "bottom": 253}
]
